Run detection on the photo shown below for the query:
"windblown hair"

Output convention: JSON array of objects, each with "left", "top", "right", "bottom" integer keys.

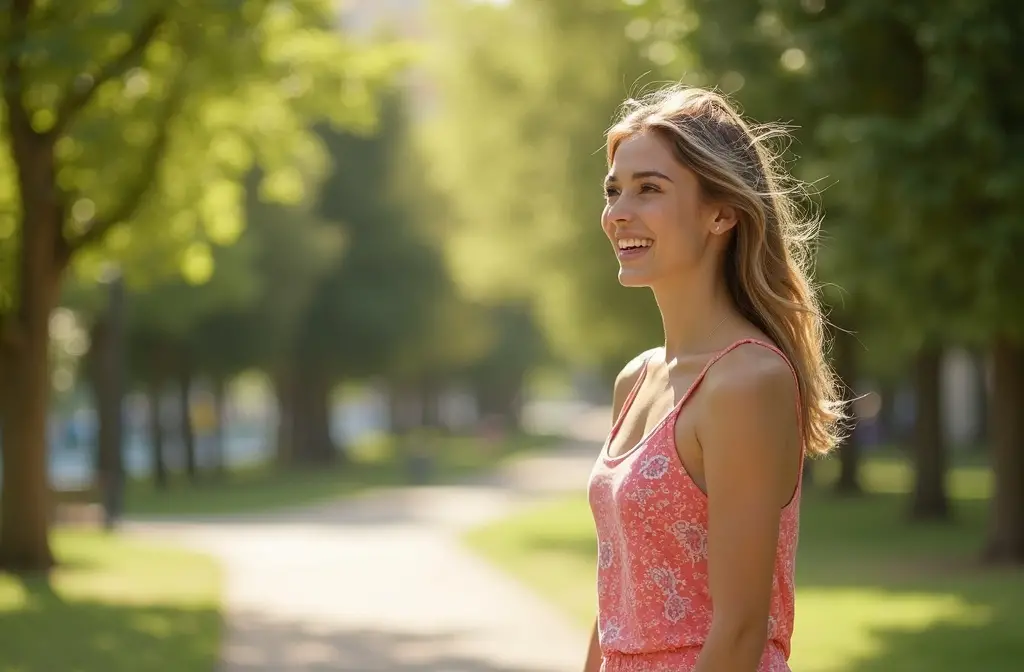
[{"left": 606, "top": 85, "right": 843, "bottom": 456}]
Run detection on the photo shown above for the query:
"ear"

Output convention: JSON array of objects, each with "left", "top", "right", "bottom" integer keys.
[{"left": 709, "top": 204, "right": 739, "bottom": 235}]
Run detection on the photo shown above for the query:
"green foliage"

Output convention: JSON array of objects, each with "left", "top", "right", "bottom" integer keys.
[
  {"left": 421, "top": 0, "right": 662, "bottom": 369},
  {"left": 0, "top": 1, "right": 405, "bottom": 308},
  {"left": 294, "top": 89, "right": 457, "bottom": 381},
  {"left": 626, "top": 0, "right": 1024, "bottom": 349}
]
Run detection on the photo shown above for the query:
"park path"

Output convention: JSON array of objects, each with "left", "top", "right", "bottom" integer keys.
[{"left": 127, "top": 410, "right": 609, "bottom": 672}]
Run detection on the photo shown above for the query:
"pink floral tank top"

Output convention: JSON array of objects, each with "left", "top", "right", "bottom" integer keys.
[{"left": 587, "top": 340, "right": 802, "bottom": 672}]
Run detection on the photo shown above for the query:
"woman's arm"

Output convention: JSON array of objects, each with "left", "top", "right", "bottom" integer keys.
[
  {"left": 692, "top": 349, "right": 801, "bottom": 672},
  {"left": 583, "top": 619, "right": 603, "bottom": 672}
]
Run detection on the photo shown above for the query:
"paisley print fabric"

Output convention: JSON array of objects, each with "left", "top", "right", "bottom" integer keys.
[{"left": 587, "top": 340, "right": 803, "bottom": 672}]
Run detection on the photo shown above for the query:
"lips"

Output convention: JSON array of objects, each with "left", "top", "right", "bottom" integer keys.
[{"left": 616, "top": 236, "right": 653, "bottom": 261}]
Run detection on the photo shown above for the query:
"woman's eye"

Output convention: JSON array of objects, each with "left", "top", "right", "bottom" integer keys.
[
  {"left": 604, "top": 187, "right": 620, "bottom": 198},
  {"left": 640, "top": 183, "right": 660, "bottom": 193}
]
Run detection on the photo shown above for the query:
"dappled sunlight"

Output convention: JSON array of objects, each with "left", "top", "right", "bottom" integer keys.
[
  {"left": 0, "top": 531, "right": 220, "bottom": 671},
  {"left": 791, "top": 588, "right": 992, "bottom": 671}
]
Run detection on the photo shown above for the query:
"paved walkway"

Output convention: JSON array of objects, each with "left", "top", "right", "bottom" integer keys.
[{"left": 127, "top": 437, "right": 603, "bottom": 672}]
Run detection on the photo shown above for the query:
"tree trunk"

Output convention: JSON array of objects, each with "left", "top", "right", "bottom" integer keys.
[
  {"left": 909, "top": 345, "right": 950, "bottom": 521},
  {"left": 274, "top": 370, "right": 296, "bottom": 466},
  {"left": 0, "top": 143, "right": 65, "bottom": 570},
  {"left": 389, "top": 383, "right": 421, "bottom": 435},
  {"left": 832, "top": 328, "right": 863, "bottom": 495},
  {"left": 0, "top": 322, "right": 56, "bottom": 571},
  {"left": 178, "top": 372, "right": 197, "bottom": 482},
  {"left": 147, "top": 381, "right": 168, "bottom": 489},
  {"left": 476, "top": 376, "right": 524, "bottom": 433},
  {"left": 973, "top": 349, "right": 989, "bottom": 448},
  {"left": 877, "top": 382, "right": 898, "bottom": 446},
  {"left": 211, "top": 376, "right": 227, "bottom": 479},
  {"left": 420, "top": 378, "right": 443, "bottom": 430},
  {"left": 90, "top": 309, "right": 126, "bottom": 529},
  {"left": 983, "top": 339, "right": 1024, "bottom": 563},
  {"left": 178, "top": 369, "right": 198, "bottom": 482},
  {"left": 291, "top": 372, "right": 337, "bottom": 466}
]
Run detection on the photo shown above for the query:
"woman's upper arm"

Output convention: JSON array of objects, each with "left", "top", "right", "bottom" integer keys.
[{"left": 696, "top": 348, "right": 801, "bottom": 633}]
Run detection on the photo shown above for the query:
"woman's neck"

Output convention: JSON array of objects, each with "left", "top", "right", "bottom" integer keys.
[{"left": 652, "top": 271, "right": 739, "bottom": 361}]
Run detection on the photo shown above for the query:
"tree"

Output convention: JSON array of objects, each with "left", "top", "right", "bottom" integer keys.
[
  {"left": 0, "top": 1, "right": 399, "bottom": 571},
  {"left": 628, "top": 0, "right": 1024, "bottom": 557},
  {"left": 422, "top": 0, "right": 659, "bottom": 371},
  {"left": 285, "top": 90, "right": 456, "bottom": 463}
]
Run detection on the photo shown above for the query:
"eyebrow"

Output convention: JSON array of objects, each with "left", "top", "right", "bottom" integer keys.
[{"left": 604, "top": 170, "right": 674, "bottom": 185}]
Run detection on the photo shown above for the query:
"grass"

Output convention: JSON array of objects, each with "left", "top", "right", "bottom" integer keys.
[
  {"left": 125, "top": 431, "right": 555, "bottom": 517},
  {"left": 463, "top": 451, "right": 1024, "bottom": 672},
  {"left": 0, "top": 529, "right": 221, "bottom": 672}
]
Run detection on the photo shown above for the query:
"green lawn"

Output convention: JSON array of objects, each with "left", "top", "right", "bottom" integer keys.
[
  {"left": 126, "top": 431, "right": 554, "bottom": 517},
  {"left": 463, "top": 452, "right": 1024, "bottom": 672},
  {"left": 0, "top": 530, "right": 221, "bottom": 672}
]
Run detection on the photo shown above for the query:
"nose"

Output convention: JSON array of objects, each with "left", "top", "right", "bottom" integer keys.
[{"left": 604, "top": 195, "right": 634, "bottom": 228}]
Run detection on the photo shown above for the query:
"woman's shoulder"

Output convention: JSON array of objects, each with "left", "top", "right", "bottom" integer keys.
[
  {"left": 702, "top": 339, "right": 797, "bottom": 410},
  {"left": 612, "top": 347, "right": 661, "bottom": 407}
]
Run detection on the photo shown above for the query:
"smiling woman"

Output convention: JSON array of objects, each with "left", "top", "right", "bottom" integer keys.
[{"left": 583, "top": 85, "right": 845, "bottom": 672}]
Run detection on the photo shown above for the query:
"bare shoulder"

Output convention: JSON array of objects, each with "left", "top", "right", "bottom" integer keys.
[
  {"left": 701, "top": 342, "right": 797, "bottom": 417},
  {"left": 697, "top": 343, "right": 800, "bottom": 502},
  {"left": 612, "top": 347, "right": 660, "bottom": 412}
]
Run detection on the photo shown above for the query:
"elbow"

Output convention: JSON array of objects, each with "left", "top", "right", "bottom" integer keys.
[{"left": 708, "top": 616, "right": 768, "bottom": 664}]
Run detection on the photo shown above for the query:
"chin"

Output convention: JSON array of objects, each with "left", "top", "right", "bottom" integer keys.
[{"left": 617, "top": 269, "right": 655, "bottom": 288}]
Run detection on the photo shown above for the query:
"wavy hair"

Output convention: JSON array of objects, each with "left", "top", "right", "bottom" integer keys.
[{"left": 606, "top": 85, "right": 843, "bottom": 456}]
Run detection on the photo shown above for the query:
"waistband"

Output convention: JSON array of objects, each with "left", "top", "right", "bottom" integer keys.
[
  {"left": 601, "top": 648, "right": 701, "bottom": 672},
  {"left": 602, "top": 644, "right": 788, "bottom": 672}
]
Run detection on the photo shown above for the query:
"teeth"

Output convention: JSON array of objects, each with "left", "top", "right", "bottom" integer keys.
[{"left": 617, "top": 238, "right": 653, "bottom": 249}]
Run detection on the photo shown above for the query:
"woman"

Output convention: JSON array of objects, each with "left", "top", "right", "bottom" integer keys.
[{"left": 584, "top": 86, "right": 843, "bottom": 672}]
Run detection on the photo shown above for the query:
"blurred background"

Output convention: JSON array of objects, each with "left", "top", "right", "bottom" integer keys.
[{"left": 0, "top": 0, "right": 1022, "bottom": 671}]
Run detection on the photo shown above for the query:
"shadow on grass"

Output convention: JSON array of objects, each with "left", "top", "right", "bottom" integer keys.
[
  {"left": 789, "top": 490, "right": 1024, "bottom": 672},
  {"left": 0, "top": 575, "right": 220, "bottom": 672},
  {"left": 222, "top": 608, "right": 567, "bottom": 672}
]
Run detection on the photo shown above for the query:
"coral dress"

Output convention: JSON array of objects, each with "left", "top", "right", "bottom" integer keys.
[{"left": 587, "top": 340, "right": 802, "bottom": 672}]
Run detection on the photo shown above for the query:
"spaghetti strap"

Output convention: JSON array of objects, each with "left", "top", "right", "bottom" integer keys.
[
  {"left": 665, "top": 338, "right": 804, "bottom": 435},
  {"left": 671, "top": 338, "right": 807, "bottom": 493}
]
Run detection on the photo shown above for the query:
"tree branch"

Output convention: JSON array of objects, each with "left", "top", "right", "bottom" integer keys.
[
  {"left": 48, "top": 13, "right": 166, "bottom": 140},
  {"left": 66, "top": 65, "right": 187, "bottom": 253}
]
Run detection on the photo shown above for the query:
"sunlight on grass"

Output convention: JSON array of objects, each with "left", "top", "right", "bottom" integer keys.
[
  {"left": 463, "top": 455, "right": 1024, "bottom": 672},
  {"left": 792, "top": 588, "right": 990, "bottom": 671},
  {"left": 0, "top": 529, "right": 221, "bottom": 672}
]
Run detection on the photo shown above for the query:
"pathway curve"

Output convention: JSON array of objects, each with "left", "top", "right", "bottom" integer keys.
[{"left": 127, "top": 435, "right": 604, "bottom": 672}]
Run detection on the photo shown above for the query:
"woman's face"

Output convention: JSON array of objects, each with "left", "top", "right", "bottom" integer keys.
[{"left": 602, "top": 131, "right": 726, "bottom": 288}]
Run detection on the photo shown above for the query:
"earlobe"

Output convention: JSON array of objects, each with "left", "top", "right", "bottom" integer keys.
[{"left": 712, "top": 205, "right": 738, "bottom": 234}]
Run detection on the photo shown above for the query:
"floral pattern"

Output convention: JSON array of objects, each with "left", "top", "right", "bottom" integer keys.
[
  {"left": 588, "top": 339, "right": 803, "bottom": 672},
  {"left": 668, "top": 520, "right": 708, "bottom": 564},
  {"left": 638, "top": 453, "right": 670, "bottom": 480}
]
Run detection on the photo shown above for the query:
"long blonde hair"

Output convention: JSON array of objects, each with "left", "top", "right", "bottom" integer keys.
[{"left": 606, "top": 85, "right": 843, "bottom": 456}]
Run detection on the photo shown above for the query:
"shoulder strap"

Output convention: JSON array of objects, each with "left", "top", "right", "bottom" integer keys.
[{"left": 668, "top": 338, "right": 804, "bottom": 433}]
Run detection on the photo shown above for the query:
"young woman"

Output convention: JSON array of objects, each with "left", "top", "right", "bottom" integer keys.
[{"left": 584, "top": 86, "right": 843, "bottom": 672}]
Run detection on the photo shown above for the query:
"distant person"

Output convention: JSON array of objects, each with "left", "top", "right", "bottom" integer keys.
[{"left": 584, "top": 86, "right": 844, "bottom": 672}]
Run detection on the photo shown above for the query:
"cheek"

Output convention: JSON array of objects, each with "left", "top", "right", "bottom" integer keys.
[{"left": 600, "top": 206, "right": 614, "bottom": 237}]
